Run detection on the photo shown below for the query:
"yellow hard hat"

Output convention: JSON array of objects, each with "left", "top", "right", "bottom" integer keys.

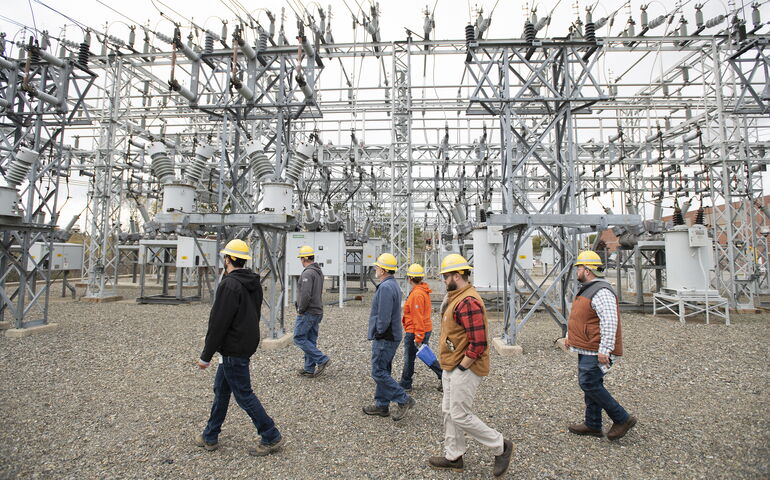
[
  {"left": 440, "top": 253, "right": 473, "bottom": 274},
  {"left": 575, "top": 250, "right": 602, "bottom": 267},
  {"left": 297, "top": 245, "right": 315, "bottom": 258},
  {"left": 373, "top": 252, "right": 398, "bottom": 271},
  {"left": 221, "top": 239, "right": 251, "bottom": 260},
  {"left": 406, "top": 263, "right": 425, "bottom": 277}
]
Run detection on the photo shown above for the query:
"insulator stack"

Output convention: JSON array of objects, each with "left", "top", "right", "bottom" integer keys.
[
  {"left": 156, "top": 32, "right": 173, "bottom": 44},
  {"left": 695, "top": 207, "right": 705, "bottom": 225},
  {"left": 673, "top": 207, "right": 685, "bottom": 226},
  {"left": 78, "top": 42, "right": 90, "bottom": 68},
  {"left": 464, "top": 24, "right": 475, "bottom": 45},
  {"left": 585, "top": 22, "right": 596, "bottom": 42},
  {"left": 187, "top": 144, "right": 215, "bottom": 184},
  {"left": 243, "top": 140, "right": 274, "bottom": 180},
  {"left": 258, "top": 32, "right": 268, "bottom": 52},
  {"left": 287, "top": 143, "right": 314, "bottom": 184},
  {"left": 148, "top": 142, "right": 175, "bottom": 183},
  {"left": 30, "top": 46, "right": 40, "bottom": 64},
  {"left": 204, "top": 33, "right": 214, "bottom": 54},
  {"left": 4, "top": 147, "right": 38, "bottom": 187},
  {"left": 705, "top": 15, "right": 725, "bottom": 29},
  {"left": 524, "top": 21, "right": 535, "bottom": 42}
]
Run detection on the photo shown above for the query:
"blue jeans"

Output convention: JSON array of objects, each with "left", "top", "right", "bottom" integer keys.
[
  {"left": 203, "top": 356, "right": 281, "bottom": 445},
  {"left": 399, "top": 331, "right": 442, "bottom": 390},
  {"left": 578, "top": 354, "right": 629, "bottom": 429},
  {"left": 293, "top": 313, "right": 329, "bottom": 373},
  {"left": 371, "top": 339, "right": 410, "bottom": 407}
]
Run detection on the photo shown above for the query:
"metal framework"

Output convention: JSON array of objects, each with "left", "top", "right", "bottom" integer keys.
[{"left": 1, "top": 2, "right": 768, "bottom": 340}]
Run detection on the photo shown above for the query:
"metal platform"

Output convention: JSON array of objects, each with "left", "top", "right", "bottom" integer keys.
[{"left": 653, "top": 290, "right": 730, "bottom": 325}]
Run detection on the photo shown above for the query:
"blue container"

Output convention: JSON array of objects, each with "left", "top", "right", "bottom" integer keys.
[{"left": 416, "top": 344, "right": 438, "bottom": 366}]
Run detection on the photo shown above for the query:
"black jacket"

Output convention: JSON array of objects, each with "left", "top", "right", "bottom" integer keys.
[
  {"left": 200, "top": 268, "right": 263, "bottom": 362},
  {"left": 297, "top": 262, "right": 324, "bottom": 315}
]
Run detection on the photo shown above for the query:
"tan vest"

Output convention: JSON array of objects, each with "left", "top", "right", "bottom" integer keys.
[
  {"left": 565, "top": 280, "right": 623, "bottom": 356},
  {"left": 439, "top": 284, "right": 490, "bottom": 376}
]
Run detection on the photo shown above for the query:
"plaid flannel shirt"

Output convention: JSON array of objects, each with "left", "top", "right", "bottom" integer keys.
[
  {"left": 454, "top": 297, "right": 487, "bottom": 359},
  {"left": 569, "top": 287, "right": 618, "bottom": 359}
]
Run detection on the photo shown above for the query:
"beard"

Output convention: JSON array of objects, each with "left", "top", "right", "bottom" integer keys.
[{"left": 446, "top": 279, "right": 458, "bottom": 291}]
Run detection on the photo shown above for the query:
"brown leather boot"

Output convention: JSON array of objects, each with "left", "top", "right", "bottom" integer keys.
[
  {"left": 567, "top": 423, "right": 603, "bottom": 437},
  {"left": 428, "top": 455, "right": 464, "bottom": 472},
  {"left": 607, "top": 416, "right": 637, "bottom": 440}
]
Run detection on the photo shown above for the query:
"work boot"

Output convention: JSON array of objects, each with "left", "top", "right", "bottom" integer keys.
[
  {"left": 297, "top": 368, "right": 315, "bottom": 378},
  {"left": 362, "top": 405, "right": 390, "bottom": 417},
  {"left": 391, "top": 396, "right": 415, "bottom": 421},
  {"left": 567, "top": 423, "right": 603, "bottom": 437},
  {"left": 493, "top": 439, "right": 513, "bottom": 477},
  {"left": 607, "top": 415, "right": 637, "bottom": 441},
  {"left": 194, "top": 434, "right": 218, "bottom": 451},
  {"left": 314, "top": 358, "right": 331, "bottom": 376},
  {"left": 248, "top": 436, "right": 285, "bottom": 457},
  {"left": 427, "top": 455, "right": 464, "bottom": 472}
]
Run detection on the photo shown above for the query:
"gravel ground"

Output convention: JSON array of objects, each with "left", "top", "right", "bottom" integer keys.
[{"left": 0, "top": 283, "right": 768, "bottom": 479}]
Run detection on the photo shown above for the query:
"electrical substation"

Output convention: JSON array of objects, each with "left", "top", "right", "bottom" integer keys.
[{"left": 0, "top": 0, "right": 768, "bottom": 477}]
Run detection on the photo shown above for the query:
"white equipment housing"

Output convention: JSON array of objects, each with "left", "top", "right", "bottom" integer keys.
[
  {"left": 663, "top": 225, "right": 714, "bottom": 292},
  {"left": 285, "top": 231, "right": 346, "bottom": 308},
  {"left": 260, "top": 182, "right": 293, "bottom": 214},
  {"left": 162, "top": 183, "right": 196, "bottom": 212},
  {"left": 472, "top": 227, "right": 533, "bottom": 291},
  {"left": 176, "top": 236, "right": 218, "bottom": 268},
  {"left": 26, "top": 242, "right": 83, "bottom": 271}
]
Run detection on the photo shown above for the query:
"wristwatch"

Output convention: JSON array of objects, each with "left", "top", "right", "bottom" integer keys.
[{"left": 456, "top": 364, "right": 467, "bottom": 371}]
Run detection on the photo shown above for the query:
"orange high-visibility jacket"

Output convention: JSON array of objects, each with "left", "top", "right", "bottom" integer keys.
[{"left": 402, "top": 282, "right": 433, "bottom": 343}]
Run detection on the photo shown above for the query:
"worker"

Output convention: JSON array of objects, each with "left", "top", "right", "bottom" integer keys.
[
  {"left": 194, "top": 239, "right": 284, "bottom": 457},
  {"left": 427, "top": 254, "right": 512, "bottom": 477},
  {"left": 399, "top": 263, "right": 443, "bottom": 392},
  {"left": 362, "top": 252, "right": 415, "bottom": 421},
  {"left": 293, "top": 245, "right": 331, "bottom": 377},
  {"left": 565, "top": 250, "right": 636, "bottom": 440}
]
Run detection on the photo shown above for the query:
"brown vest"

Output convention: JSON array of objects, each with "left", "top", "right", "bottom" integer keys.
[
  {"left": 565, "top": 280, "right": 623, "bottom": 356},
  {"left": 439, "top": 284, "right": 490, "bottom": 376}
]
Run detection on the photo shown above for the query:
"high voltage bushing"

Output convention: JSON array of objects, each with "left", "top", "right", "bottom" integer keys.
[
  {"left": 464, "top": 24, "right": 475, "bottom": 45},
  {"left": 524, "top": 21, "right": 535, "bottom": 43},
  {"left": 585, "top": 22, "right": 596, "bottom": 42},
  {"left": 204, "top": 32, "right": 214, "bottom": 54},
  {"left": 4, "top": 147, "right": 38, "bottom": 187},
  {"left": 187, "top": 144, "right": 216, "bottom": 184},
  {"left": 242, "top": 140, "right": 273, "bottom": 180},
  {"left": 287, "top": 143, "right": 314, "bottom": 184},
  {"left": 147, "top": 142, "right": 174, "bottom": 184},
  {"left": 258, "top": 32, "right": 268, "bottom": 52}
]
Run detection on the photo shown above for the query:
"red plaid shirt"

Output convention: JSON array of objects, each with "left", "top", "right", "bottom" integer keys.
[{"left": 454, "top": 297, "right": 487, "bottom": 359}]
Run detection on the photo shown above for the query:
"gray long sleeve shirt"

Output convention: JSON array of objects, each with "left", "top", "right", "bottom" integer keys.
[{"left": 297, "top": 262, "right": 324, "bottom": 315}]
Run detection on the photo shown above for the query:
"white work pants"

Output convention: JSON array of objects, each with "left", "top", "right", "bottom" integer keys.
[{"left": 442, "top": 367, "right": 504, "bottom": 460}]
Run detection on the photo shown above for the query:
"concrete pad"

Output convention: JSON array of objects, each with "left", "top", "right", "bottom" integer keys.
[
  {"left": 260, "top": 332, "right": 293, "bottom": 350},
  {"left": 0, "top": 321, "right": 11, "bottom": 330},
  {"left": 554, "top": 337, "right": 569, "bottom": 353},
  {"left": 735, "top": 308, "right": 761, "bottom": 314},
  {"left": 492, "top": 337, "right": 523, "bottom": 356},
  {"left": 5, "top": 323, "right": 60, "bottom": 338},
  {"left": 81, "top": 295, "right": 124, "bottom": 303}
]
